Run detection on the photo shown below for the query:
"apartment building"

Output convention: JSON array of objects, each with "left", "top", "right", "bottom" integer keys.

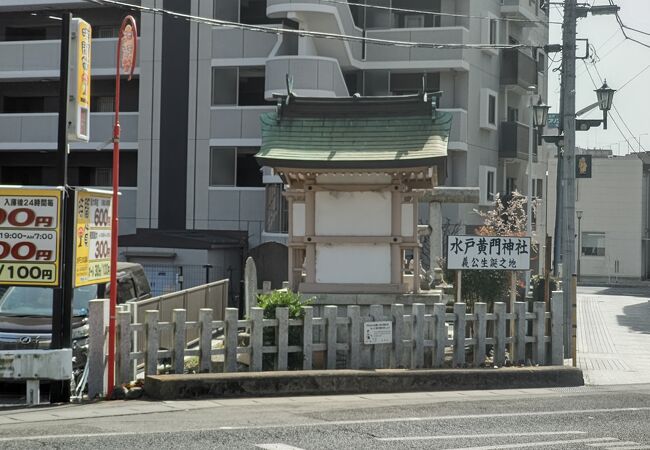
[{"left": 0, "top": 0, "right": 550, "bottom": 288}]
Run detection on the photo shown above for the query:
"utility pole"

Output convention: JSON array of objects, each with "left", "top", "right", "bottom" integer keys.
[{"left": 560, "top": 0, "right": 577, "bottom": 359}]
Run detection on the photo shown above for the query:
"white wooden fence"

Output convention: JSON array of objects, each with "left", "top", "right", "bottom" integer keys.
[{"left": 87, "top": 292, "right": 565, "bottom": 396}]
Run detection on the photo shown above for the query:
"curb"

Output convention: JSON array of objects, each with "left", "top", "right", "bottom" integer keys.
[{"left": 144, "top": 366, "right": 584, "bottom": 400}]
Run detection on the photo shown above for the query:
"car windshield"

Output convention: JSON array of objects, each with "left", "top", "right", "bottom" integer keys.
[{"left": 0, "top": 285, "right": 99, "bottom": 317}]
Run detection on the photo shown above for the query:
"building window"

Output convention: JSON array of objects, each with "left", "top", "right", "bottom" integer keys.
[
  {"left": 582, "top": 232, "right": 605, "bottom": 257},
  {"left": 238, "top": 68, "right": 266, "bottom": 106},
  {"left": 488, "top": 95, "right": 496, "bottom": 125},
  {"left": 479, "top": 165, "right": 497, "bottom": 205},
  {"left": 489, "top": 19, "right": 497, "bottom": 45},
  {"left": 506, "top": 177, "right": 517, "bottom": 194},
  {"left": 532, "top": 178, "right": 543, "bottom": 199},
  {"left": 480, "top": 88, "right": 498, "bottom": 130},
  {"left": 211, "top": 67, "right": 267, "bottom": 106},
  {"left": 214, "top": 0, "right": 239, "bottom": 21},
  {"left": 210, "top": 147, "right": 263, "bottom": 187},
  {"left": 212, "top": 68, "right": 238, "bottom": 105},
  {"left": 507, "top": 106, "right": 519, "bottom": 122},
  {"left": 389, "top": 72, "right": 440, "bottom": 96}
]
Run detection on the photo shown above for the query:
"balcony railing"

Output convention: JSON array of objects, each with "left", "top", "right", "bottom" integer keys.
[
  {"left": 500, "top": 49, "right": 538, "bottom": 91},
  {"left": 499, "top": 121, "right": 531, "bottom": 160}
]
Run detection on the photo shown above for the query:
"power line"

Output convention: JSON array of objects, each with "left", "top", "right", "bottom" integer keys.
[
  {"left": 582, "top": 61, "right": 646, "bottom": 153},
  {"left": 82, "top": 0, "right": 536, "bottom": 51},
  {"left": 607, "top": 0, "right": 650, "bottom": 50},
  {"left": 323, "top": 0, "right": 561, "bottom": 26}
]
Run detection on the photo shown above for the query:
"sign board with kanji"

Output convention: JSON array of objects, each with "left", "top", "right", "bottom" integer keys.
[
  {"left": 73, "top": 189, "right": 112, "bottom": 287},
  {"left": 547, "top": 113, "right": 560, "bottom": 129},
  {"left": 447, "top": 235, "right": 531, "bottom": 271},
  {"left": 67, "top": 18, "right": 92, "bottom": 142},
  {"left": 0, "top": 186, "right": 62, "bottom": 286},
  {"left": 364, "top": 321, "right": 393, "bottom": 345}
]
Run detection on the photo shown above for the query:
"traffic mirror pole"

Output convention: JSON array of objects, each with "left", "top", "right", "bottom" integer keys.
[{"left": 107, "top": 16, "right": 137, "bottom": 399}]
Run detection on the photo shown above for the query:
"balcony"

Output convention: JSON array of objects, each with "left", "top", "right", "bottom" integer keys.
[
  {"left": 0, "top": 38, "right": 139, "bottom": 79},
  {"left": 210, "top": 106, "right": 275, "bottom": 141},
  {"left": 499, "top": 121, "right": 531, "bottom": 160},
  {"left": 500, "top": 48, "right": 538, "bottom": 92},
  {"left": 365, "top": 27, "right": 470, "bottom": 71},
  {"left": 212, "top": 26, "right": 281, "bottom": 61},
  {"left": 500, "top": 0, "right": 547, "bottom": 24},
  {"left": 265, "top": 56, "right": 348, "bottom": 98},
  {"left": 0, "top": 112, "right": 138, "bottom": 149}
]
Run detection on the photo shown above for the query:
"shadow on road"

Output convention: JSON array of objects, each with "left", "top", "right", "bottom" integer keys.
[
  {"left": 616, "top": 302, "right": 650, "bottom": 334},
  {"left": 585, "top": 286, "right": 650, "bottom": 298}
]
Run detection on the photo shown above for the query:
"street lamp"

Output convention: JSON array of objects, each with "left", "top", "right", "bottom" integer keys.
[
  {"left": 576, "top": 210, "right": 583, "bottom": 283},
  {"left": 532, "top": 97, "right": 550, "bottom": 145},
  {"left": 595, "top": 80, "right": 616, "bottom": 129}
]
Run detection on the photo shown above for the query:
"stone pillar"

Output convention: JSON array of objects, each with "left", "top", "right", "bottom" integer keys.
[
  {"left": 244, "top": 257, "right": 258, "bottom": 319},
  {"left": 429, "top": 201, "right": 442, "bottom": 269}
]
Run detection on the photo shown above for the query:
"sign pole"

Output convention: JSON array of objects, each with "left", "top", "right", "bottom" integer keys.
[
  {"left": 50, "top": 12, "right": 72, "bottom": 404},
  {"left": 107, "top": 16, "right": 137, "bottom": 398},
  {"left": 455, "top": 270, "right": 462, "bottom": 303}
]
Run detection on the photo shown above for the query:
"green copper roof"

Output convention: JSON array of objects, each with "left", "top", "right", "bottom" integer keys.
[{"left": 256, "top": 96, "right": 452, "bottom": 169}]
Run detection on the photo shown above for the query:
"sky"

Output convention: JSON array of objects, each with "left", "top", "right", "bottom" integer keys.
[{"left": 547, "top": 1, "right": 650, "bottom": 155}]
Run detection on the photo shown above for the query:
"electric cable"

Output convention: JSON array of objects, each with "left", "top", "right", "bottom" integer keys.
[{"left": 81, "top": 0, "right": 539, "bottom": 51}]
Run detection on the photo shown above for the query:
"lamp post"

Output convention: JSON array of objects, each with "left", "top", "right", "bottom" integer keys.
[
  {"left": 594, "top": 80, "right": 616, "bottom": 129},
  {"left": 576, "top": 210, "right": 583, "bottom": 283},
  {"left": 107, "top": 15, "right": 137, "bottom": 399}
]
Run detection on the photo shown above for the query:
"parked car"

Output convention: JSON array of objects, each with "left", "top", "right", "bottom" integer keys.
[{"left": 0, "top": 262, "right": 152, "bottom": 381}]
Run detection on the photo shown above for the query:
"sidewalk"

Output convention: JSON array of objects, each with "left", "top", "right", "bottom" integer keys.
[{"left": 577, "top": 287, "right": 650, "bottom": 385}]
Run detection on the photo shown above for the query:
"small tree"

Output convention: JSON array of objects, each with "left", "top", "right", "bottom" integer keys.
[{"left": 459, "top": 191, "right": 535, "bottom": 309}]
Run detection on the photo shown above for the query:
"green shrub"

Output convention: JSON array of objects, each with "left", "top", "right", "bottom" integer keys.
[
  {"left": 461, "top": 269, "right": 509, "bottom": 310},
  {"left": 530, "top": 274, "right": 558, "bottom": 303},
  {"left": 256, "top": 290, "right": 313, "bottom": 370},
  {"left": 256, "top": 290, "right": 313, "bottom": 319}
]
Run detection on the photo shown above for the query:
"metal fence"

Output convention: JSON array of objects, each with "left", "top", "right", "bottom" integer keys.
[
  {"left": 140, "top": 264, "right": 216, "bottom": 297},
  {"left": 88, "top": 292, "right": 564, "bottom": 394}
]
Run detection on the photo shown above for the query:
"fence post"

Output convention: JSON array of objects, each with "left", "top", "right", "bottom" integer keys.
[
  {"left": 551, "top": 291, "right": 564, "bottom": 365},
  {"left": 145, "top": 310, "right": 160, "bottom": 376},
  {"left": 533, "top": 301, "right": 546, "bottom": 365},
  {"left": 347, "top": 305, "right": 360, "bottom": 370},
  {"left": 325, "top": 305, "right": 337, "bottom": 370},
  {"left": 412, "top": 303, "right": 425, "bottom": 369},
  {"left": 494, "top": 302, "right": 506, "bottom": 366},
  {"left": 250, "top": 307, "right": 264, "bottom": 372},
  {"left": 88, "top": 299, "right": 108, "bottom": 398},
  {"left": 390, "top": 304, "right": 404, "bottom": 368},
  {"left": 474, "top": 302, "right": 487, "bottom": 367},
  {"left": 302, "top": 306, "right": 313, "bottom": 370},
  {"left": 116, "top": 309, "right": 132, "bottom": 385},
  {"left": 276, "top": 307, "right": 289, "bottom": 371},
  {"left": 432, "top": 303, "right": 446, "bottom": 368},
  {"left": 514, "top": 301, "right": 526, "bottom": 364},
  {"left": 172, "top": 309, "right": 186, "bottom": 374},
  {"left": 453, "top": 303, "right": 466, "bottom": 367},
  {"left": 199, "top": 308, "right": 213, "bottom": 372},
  {"left": 369, "top": 304, "right": 384, "bottom": 369},
  {"left": 224, "top": 308, "right": 239, "bottom": 372}
]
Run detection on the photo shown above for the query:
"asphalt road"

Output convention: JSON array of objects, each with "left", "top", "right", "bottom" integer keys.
[{"left": 1, "top": 384, "right": 649, "bottom": 449}]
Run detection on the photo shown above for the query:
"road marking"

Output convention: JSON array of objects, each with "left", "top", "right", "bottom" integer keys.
[
  {"left": 376, "top": 431, "right": 587, "bottom": 441},
  {"left": 216, "top": 406, "right": 650, "bottom": 430},
  {"left": 256, "top": 445, "right": 305, "bottom": 450},
  {"left": 447, "top": 437, "right": 620, "bottom": 450}
]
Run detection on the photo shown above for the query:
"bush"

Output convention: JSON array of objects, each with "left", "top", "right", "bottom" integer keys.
[
  {"left": 530, "top": 274, "right": 558, "bottom": 303},
  {"left": 461, "top": 269, "right": 509, "bottom": 310},
  {"left": 256, "top": 290, "right": 313, "bottom": 319},
  {"left": 256, "top": 290, "right": 313, "bottom": 370}
]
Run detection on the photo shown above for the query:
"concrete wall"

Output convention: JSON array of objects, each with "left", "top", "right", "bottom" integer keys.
[{"left": 547, "top": 156, "right": 644, "bottom": 279}]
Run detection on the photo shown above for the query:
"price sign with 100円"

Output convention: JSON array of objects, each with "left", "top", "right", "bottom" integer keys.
[
  {"left": 0, "top": 187, "right": 62, "bottom": 286},
  {"left": 73, "top": 189, "right": 112, "bottom": 287}
]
